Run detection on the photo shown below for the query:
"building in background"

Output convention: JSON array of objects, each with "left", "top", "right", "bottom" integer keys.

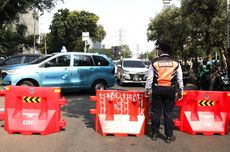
[
  {"left": 18, "top": 9, "right": 39, "bottom": 54},
  {"left": 92, "top": 42, "right": 102, "bottom": 49}
]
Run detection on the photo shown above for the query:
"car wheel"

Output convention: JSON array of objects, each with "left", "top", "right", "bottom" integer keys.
[
  {"left": 19, "top": 80, "right": 35, "bottom": 86},
  {"left": 91, "top": 80, "right": 106, "bottom": 94}
]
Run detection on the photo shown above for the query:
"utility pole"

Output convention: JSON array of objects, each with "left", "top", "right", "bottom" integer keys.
[
  {"left": 117, "top": 28, "right": 125, "bottom": 58},
  {"left": 44, "top": 33, "right": 47, "bottom": 54},
  {"left": 136, "top": 44, "right": 139, "bottom": 58},
  {"left": 33, "top": 9, "right": 37, "bottom": 54},
  {"left": 118, "top": 28, "right": 124, "bottom": 46}
]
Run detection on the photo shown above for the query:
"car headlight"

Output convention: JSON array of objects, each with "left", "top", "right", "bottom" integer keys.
[{"left": 2, "top": 69, "right": 19, "bottom": 75}]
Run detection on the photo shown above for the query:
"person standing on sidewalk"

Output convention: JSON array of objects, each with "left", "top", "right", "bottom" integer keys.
[{"left": 145, "top": 42, "right": 184, "bottom": 143}]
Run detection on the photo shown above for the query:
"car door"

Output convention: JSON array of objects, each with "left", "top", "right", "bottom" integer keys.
[
  {"left": 40, "top": 54, "right": 71, "bottom": 87},
  {"left": 69, "top": 54, "right": 95, "bottom": 89}
]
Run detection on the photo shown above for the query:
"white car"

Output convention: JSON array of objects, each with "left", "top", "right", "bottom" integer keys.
[{"left": 116, "top": 58, "right": 148, "bottom": 85}]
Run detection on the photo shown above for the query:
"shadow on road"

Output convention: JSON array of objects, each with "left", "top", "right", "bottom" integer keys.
[
  {"left": 60, "top": 90, "right": 95, "bottom": 128},
  {"left": 115, "top": 82, "right": 145, "bottom": 88},
  {"left": 59, "top": 86, "right": 180, "bottom": 135}
]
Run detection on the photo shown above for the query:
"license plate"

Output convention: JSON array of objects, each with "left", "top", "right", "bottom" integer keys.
[{"left": 134, "top": 75, "right": 138, "bottom": 81}]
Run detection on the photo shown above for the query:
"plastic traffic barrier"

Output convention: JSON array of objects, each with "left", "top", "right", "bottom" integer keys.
[
  {"left": 0, "top": 86, "right": 66, "bottom": 135},
  {"left": 90, "top": 90, "right": 149, "bottom": 137},
  {"left": 174, "top": 90, "right": 230, "bottom": 136}
]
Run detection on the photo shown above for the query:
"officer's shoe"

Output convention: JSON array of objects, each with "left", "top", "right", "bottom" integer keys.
[
  {"left": 165, "top": 135, "right": 176, "bottom": 144},
  {"left": 151, "top": 132, "right": 159, "bottom": 141}
]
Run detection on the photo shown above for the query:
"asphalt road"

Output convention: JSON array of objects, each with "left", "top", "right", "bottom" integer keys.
[{"left": 0, "top": 84, "right": 229, "bottom": 152}]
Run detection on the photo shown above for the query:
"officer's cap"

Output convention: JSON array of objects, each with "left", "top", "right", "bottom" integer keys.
[{"left": 156, "top": 42, "right": 171, "bottom": 53}]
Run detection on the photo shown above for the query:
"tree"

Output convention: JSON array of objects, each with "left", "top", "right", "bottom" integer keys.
[
  {"left": 0, "top": 0, "right": 61, "bottom": 25},
  {"left": 181, "top": 0, "right": 227, "bottom": 59},
  {"left": 147, "top": 0, "right": 227, "bottom": 63},
  {"left": 120, "top": 45, "right": 132, "bottom": 58},
  {"left": 90, "top": 48, "right": 113, "bottom": 58},
  {"left": 49, "top": 9, "right": 106, "bottom": 53},
  {"left": 0, "top": 0, "right": 60, "bottom": 55},
  {"left": 0, "top": 24, "right": 39, "bottom": 55},
  {"left": 147, "top": 6, "right": 188, "bottom": 60},
  {"left": 89, "top": 44, "right": 132, "bottom": 60},
  {"left": 139, "top": 51, "right": 156, "bottom": 61}
]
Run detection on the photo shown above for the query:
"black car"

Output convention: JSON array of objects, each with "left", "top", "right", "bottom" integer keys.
[
  {"left": 0, "top": 54, "right": 42, "bottom": 74},
  {"left": 0, "top": 54, "right": 42, "bottom": 67}
]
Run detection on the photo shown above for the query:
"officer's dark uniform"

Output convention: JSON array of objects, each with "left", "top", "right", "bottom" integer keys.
[{"left": 145, "top": 43, "right": 183, "bottom": 143}]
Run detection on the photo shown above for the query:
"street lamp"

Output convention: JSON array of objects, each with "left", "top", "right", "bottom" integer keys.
[
  {"left": 39, "top": 13, "right": 47, "bottom": 54},
  {"left": 40, "top": 33, "right": 47, "bottom": 54},
  {"left": 32, "top": 9, "right": 38, "bottom": 54}
]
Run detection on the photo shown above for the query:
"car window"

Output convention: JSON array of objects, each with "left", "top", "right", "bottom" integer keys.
[
  {"left": 123, "top": 60, "right": 145, "bottom": 68},
  {"left": 30, "top": 55, "right": 53, "bottom": 64},
  {"left": 24, "top": 56, "right": 40, "bottom": 63},
  {"left": 92, "top": 55, "right": 109, "bottom": 66},
  {"left": 47, "top": 55, "right": 71, "bottom": 67},
  {"left": 4, "top": 56, "right": 22, "bottom": 65},
  {"left": 73, "top": 55, "right": 94, "bottom": 66}
]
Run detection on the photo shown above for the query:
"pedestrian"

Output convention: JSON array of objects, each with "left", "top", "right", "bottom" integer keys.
[{"left": 145, "top": 42, "right": 184, "bottom": 144}]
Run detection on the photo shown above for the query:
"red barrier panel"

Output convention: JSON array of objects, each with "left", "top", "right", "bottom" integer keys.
[
  {"left": 0, "top": 90, "right": 5, "bottom": 120},
  {"left": 90, "top": 90, "right": 149, "bottom": 137},
  {"left": 0, "top": 86, "right": 66, "bottom": 135},
  {"left": 174, "top": 90, "right": 230, "bottom": 136}
]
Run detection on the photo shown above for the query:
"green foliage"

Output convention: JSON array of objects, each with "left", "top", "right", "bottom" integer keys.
[
  {"left": 89, "top": 48, "right": 113, "bottom": 58},
  {"left": 181, "top": 0, "right": 227, "bottom": 57},
  {"left": 48, "top": 9, "right": 106, "bottom": 53},
  {"left": 0, "top": 23, "right": 39, "bottom": 56},
  {"left": 139, "top": 51, "right": 156, "bottom": 61},
  {"left": 147, "top": 0, "right": 227, "bottom": 61},
  {"left": 147, "top": 6, "right": 188, "bottom": 59},
  {"left": 120, "top": 45, "right": 132, "bottom": 59},
  {"left": 89, "top": 44, "right": 131, "bottom": 60},
  {"left": 0, "top": 0, "right": 61, "bottom": 25},
  {"left": 0, "top": 0, "right": 60, "bottom": 56}
]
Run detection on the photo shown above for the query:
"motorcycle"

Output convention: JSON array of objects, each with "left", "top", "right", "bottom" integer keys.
[{"left": 213, "top": 72, "right": 230, "bottom": 91}]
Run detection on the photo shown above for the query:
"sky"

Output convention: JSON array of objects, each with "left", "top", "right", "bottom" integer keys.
[{"left": 39, "top": 0, "right": 180, "bottom": 54}]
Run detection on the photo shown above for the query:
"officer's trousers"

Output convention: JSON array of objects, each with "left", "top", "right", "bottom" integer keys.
[{"left": 151, "top": 86, "right": 176, "bottom": 137}]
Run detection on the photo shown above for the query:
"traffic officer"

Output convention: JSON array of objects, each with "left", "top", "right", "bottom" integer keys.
[{"left": 145, "top": 42, "right": 183, "bottom": 144}]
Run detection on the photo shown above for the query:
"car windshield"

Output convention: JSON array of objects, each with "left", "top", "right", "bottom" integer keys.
[
  {"left": 30, "top": 55, "right": 53, "bottom": 64},
  {"left": 123, "top": 60, "right": 145, "bottom": 68}
]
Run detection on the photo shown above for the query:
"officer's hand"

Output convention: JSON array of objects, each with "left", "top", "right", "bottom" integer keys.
[
  {"left": 176, "top": 89, "right": 183, "bottom": 101},
  {"left": 177, "top": 93, "right": 183, "bottom": 101},
  {"left": 145, "top": 88, "right": 150, "bottom": 96}
]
